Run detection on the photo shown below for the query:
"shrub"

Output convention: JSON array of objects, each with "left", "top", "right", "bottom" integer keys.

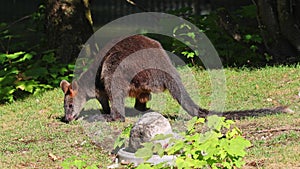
[
  {"left": 0, "top": 50, "right": 74, "bottom": 103},
  {"left": 0, "top": 5, "right": 74, "bottom": 103},
  {"left": 135, "top": 115, "right": 251, "bottom": 169}
]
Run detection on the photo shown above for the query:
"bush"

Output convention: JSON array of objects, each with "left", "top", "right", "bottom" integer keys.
[
  {"left": 0, "top": 5, "right": 74, "bottom": 103},
  {"left": 0, "top": 50, "right": 74, "bottom": 103},
  {"left": 135, "top": 115, "right": 251, "bottom": 169},
  {"left": 163, "top": 5, "right": 267, "bottom": 67}
]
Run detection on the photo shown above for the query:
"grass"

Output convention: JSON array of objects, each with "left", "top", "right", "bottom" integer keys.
[{"left": 0, "top": 65, "right": 299, "bottom": 168}]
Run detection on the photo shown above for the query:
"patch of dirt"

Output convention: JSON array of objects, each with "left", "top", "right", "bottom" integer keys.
[{"left": 244, "top": 159, "right": 265, "bottom": 168}]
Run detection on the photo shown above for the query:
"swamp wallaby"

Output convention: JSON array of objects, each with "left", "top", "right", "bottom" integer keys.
[{"left": 60, "top": 35, "right": 290, "bottom": 122}]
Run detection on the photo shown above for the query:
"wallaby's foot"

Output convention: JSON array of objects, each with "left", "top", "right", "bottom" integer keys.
[
  {"left": 109, "top": 110, "right": 125, "bottom": 122},
  {"left": 106, "top": 116, "right": 125, "bottom": 122},
  {"left": 134, "top": 103, "right": 149, "bottom": 111}
]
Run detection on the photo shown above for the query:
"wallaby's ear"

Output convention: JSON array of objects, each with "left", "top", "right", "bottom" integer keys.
[
  {"left": 60, "top": 80, "right": 70, "bottom": 94},
  {"left": 71, "top": 80, "right": 79, "bottom": 93}
]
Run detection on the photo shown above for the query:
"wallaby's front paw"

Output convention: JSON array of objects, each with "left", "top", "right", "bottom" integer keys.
[
  {"left": 109, "top": 111, "right": 125, "bottom": 122},
  {"left": 106, "top": 116, "right": 125, "bottom": 122}
]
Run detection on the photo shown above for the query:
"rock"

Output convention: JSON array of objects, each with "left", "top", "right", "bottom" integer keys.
[{"left": 127, "top": 112, "right": 173, "bottom": 152}]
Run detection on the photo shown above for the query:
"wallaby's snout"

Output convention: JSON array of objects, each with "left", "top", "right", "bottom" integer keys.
[{"left": 63, "top": 113, "right": 77, "bottom": 123}]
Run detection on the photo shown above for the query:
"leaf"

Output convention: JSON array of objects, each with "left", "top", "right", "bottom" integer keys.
[
  {"left": 24, "top": 67, "right": 48, "bottom": 79},
  {"left": 186, "top": 116, "right": 198, "bottom": 132},
  {"left": 59, "top": 67, "right": 68, "bottom": 74},
  {"left": 113, "top": 137, "right": 124, "bottom": 149},
  {"left": 151, "top": 134, "right": 173, "bottom": 141},
  {"left": 68, "top": 64, "right": 75, "bottom": 70},
  {"left": 0, "top": 86, "right": 15, "bottom": 102},
  {"left": 152, "top": 162, "right": 168, "bottom": 169},
  {"left": 234, "top": 159, "right": 246, "bottom": 168},
  {"left": 180, "top": 23, "right": 191, "bottom": 29},
  {"left": 185, "top": 133, "right": 200, "bottom": 142},
  {"left": 42, "top": 52, "right": 56, "bottom": 63},
  {"left": 227, "top": 136, "right": 251, "bottom": 157},
  {"left": 114, "top": 125, "right": 132, "bottom": 149},
  {"left": 16, "top": 80, "right": 38, "bottom": 93},
  {"left": 153, "top": 143, "right": 164, "bottom": 157},
  {"left": 176, "top": 158, "right": 186, "bottom": 169},
  {"left": 0, "top": 53, "right": 8, "bottom": 64},
  {"left": 226, "top": 127, "right": 241, "bottom": 138},
  {"left": 121, "top": 124, "right": 133, "bottom": 138},
  {"left": 0, "top": 67, "right": 19, "bottom": 77},
  {"left": 245, "top": 34, "right": 252, "bottom": 40},
  {"left": 135, "top": 143, "right": 153, "bottom": 160},
  {"left": 166, "top": 141, "right": 184, "bottom": 155},
  {"left": 187, "top": 52, "right": 195, "bottom": 58},
  {"left": 16, "top": 52, "right": 34, "bottom": 63},
  {"left": 5, "top": 51, "right": 25, "bottom": 59},
  {"left": 206, "top": 115, "right": 225, "bottom": 131},
  {"left": 223, "top": 119, "right": 234, "bottom": 129},
  {"left": 192, "top": 160, "right": 207, "bottom": 168},
  {"left": 48, "top": 153, "right": 58, "bottom": 161},
  {"left": 187, "top": 32, "right": 195, "bottom": 39}
]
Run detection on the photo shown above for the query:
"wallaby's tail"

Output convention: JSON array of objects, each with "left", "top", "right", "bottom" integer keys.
[
  {"left": 164, "top": 74, "right": 210, "bottom": 117},
  {"left": 164, "top": 76, "right": 293, "bottom": 120}
]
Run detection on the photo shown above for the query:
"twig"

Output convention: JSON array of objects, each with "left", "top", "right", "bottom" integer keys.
[
  {"left": 126, "top": 0, "right": 148, "bottom": 12},
  {"left": 0, "top": 15, "right": 31, "bottom": 32},
  {"left": 250, "top": 127, "right": 300, "bottom": 134},
  {"left": 0, "top": 15, "right": 32, "bottom": 52}
]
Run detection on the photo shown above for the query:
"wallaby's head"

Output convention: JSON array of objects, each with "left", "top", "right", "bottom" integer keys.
[{"left": 60, "top": 80, "right": 86, "bottom": 122}]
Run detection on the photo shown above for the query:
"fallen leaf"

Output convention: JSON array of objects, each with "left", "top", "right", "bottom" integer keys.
[{"left": 48, "top": 153, "right": 58, "bottom": 161}]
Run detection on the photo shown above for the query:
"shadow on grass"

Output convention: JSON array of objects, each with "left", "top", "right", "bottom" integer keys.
[{"left": 77, "top": 107, "right": 154, "bottom": 123}]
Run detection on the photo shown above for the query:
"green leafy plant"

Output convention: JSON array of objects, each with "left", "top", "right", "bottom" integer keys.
[
  {"left": 166, "top": 5, "right": 269, "bottom": 67},
  {"left": 135, "top": 115, "right": 251, "bottom": 169},
  {"left": 172, "top": 23, "right": 201, "bottom": 66},
  {"left": 0, "top": 4, "right": 74, "bottom": 103},
  {"left": 61, "top": 155, "right": 98, "bottom": 169},
  {"left": 113, "top": 124, "right": 133, "bottom": 149},
  {"left": 0, "top": 50, "right": 74, "bottom": 103}
]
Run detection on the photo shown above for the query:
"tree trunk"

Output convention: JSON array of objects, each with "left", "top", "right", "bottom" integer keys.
[
  {"left": 254, "top": 0, "right": 300, "bottom": 61},
  {"left": 277, "top": 0, "right": 300, "bottom": 52},
  {"left": 45, "top": 0, "right": 94, "bottom": 63}
]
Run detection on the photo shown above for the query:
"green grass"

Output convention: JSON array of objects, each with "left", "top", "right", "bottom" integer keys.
[{"left": 0, "top": 65, "right": 299, "bottom": 168}]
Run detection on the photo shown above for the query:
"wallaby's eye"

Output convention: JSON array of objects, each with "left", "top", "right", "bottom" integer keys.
[{"left": 69, "top": 104, "right": 73, "bottom": 108}]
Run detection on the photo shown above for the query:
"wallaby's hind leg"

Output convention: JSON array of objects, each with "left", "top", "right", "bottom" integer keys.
[
  {"left": 134, "top": 92, "right": 151, "bottom": 111},
  {"left": 134, "top": 98, "right": 147, "bottom": 111}
]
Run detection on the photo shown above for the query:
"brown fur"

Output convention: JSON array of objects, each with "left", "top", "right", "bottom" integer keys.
[{"left": 60, "top": 35, "right": 291, "bottom": 122}]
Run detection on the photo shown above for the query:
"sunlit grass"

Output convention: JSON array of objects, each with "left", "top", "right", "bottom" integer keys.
[{"left": 0, "top": 65, "right": 299, "bottom": 168}]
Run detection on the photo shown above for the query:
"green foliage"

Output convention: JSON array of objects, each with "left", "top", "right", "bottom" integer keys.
[
  {"left": 171, "top": 23, "right": 200, "bottom": 66},
  {"left": 135, "top": 116, "right": 251, "bottom": 169},
  {"left": 166, "top": 5, "right": 268, "bottom": 67},
  {"left": 113, "top": 124, "right": 133, "bottom": 149},
  {"left": 134, "top": 134, "right": 174, "bottom": 161},
  {"left": 0, "top": 5, "right": 74, "bottom": 103},
  {"left": 236, "top": 5, "right": 257, "bottom": 19},
  {"left": 0, "top": 50, "right": 73, "bottom": 103},
  {"left": 61, "top": 155, "right": 98, "bottom": 169}
]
